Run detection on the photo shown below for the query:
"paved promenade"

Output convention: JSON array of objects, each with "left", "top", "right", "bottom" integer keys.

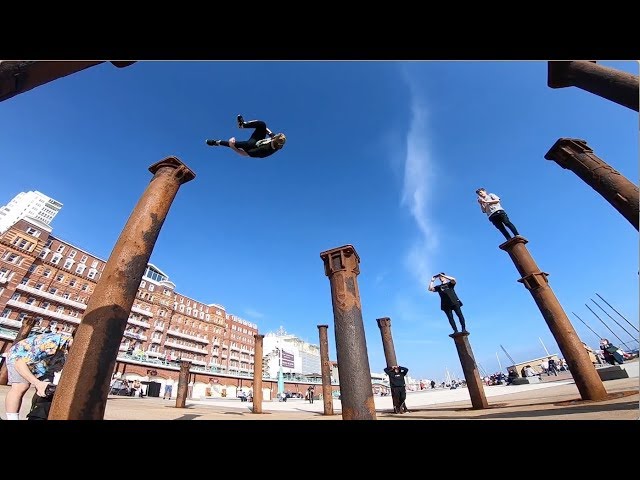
[{"left": 1, "top": 361, "right": 637, "bottom": 420}]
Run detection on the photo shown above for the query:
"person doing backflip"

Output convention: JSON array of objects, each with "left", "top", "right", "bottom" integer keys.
[{"left": 206, "top": 115, "right": 286, "bottom": 158}]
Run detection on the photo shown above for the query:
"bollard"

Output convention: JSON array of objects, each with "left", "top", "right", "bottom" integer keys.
[
  {"left": 317, "top": 325, "right": 335, "bottom": 416},
  {"left": 176, "top": 360, "right": 192, "bottom": 408},
  {"left": 545, "top": 138, "right": 638, "bottom": 231},
  {"left": 252, "top": 334, "right": 264, "bottom": 414},
  {"left": 500, "top": 236, "right": 607, "bottom": 401},
  {"left": 49, "top": 156, "right": 196, "bottom": 419},
  {"left": 320, "top": 244, "right": 376, "bottom": 420},
  {"left": 449, "top": 332, "right": 488, "bottom": 409}
]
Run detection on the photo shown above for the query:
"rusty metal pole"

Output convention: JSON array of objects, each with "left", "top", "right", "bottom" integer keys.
[
  {"left": 449, "top": 332, "right": 488, "bottom": 409},
  {"left": 252, "top": 334, "right": 264, "bottom": 414},
  {"left": 320, "top": 244, "right": 376, "bottom": 420},
  {"left": 0, "top": 316, "right": 35, "bottom": 385},
  {"left": 376, "top": 317, "right": 400, "bottom": 410},
  {"left": 175, "top": 360, "right": 192, "bottom": 408},
  {"left": 499, "top": 236, "right": 607, "bottom": 401},
  {"left": 317, "top": 324, "right": 335, "bottom": 416},
  {"left": 548, "top": 61, "right": 639, "bottom": 111},
  {"left": 49, "top": 157, "right": 196, "bottom": 420},
  {"left": 545, "top": 138, "right": 639, "bottom": 231}
]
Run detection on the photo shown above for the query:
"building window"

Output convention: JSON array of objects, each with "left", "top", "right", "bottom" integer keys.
[
  {"left": 56, "top": 306, "right": 64, "bottom": 313},
  {"left": 140, "top": 280, "right": 146, "bottom": 288},
  {"left": 1, "top": 308, "right": 11, "bottom": 317},
  {"left": 18, "top": 313, "right": 28, "bottom": 321},
  {"left": 69, "top": 279, "right": 76, "bottom": 287},
  {"left": 48, "top": 288, "right": 57, "bottom": 294},
  {"left": 26, "top": 227, "right": 40, "bottom": 236},
  {"left": 63, "top": 259, "right": 74, "bottom": 270},
  {"left": 39, "top": 249, "right": 49, "bottom": 259},
  {"left": 11, "top": 292, "right": 20, "bottom": 301},
  {"left": 56, "top": 273, "right": 64, "bottom": 282},
  {"left": 3, "top": 253, "right": 20, "bottom": 263},
  {"left": 69, "top": 250, "right": 77, "bottom": 259},
  {"left": 20, "top": 278, "right": 29, "bottom": 285},
  {"left": 76, "top": 264, "right": 86, "bottom": 275},
  {"left": 56, "top": 245, "right": 65, "bottom": 253},
  {"left": 51, "top": 254, "right": 62, "bottom": 265},
  {"left": 80, "top": 255, "right": 88, "bottom": 263},
  {"left": 28, "top": 265, "right": 37, "bottom": 274},
  {"left": 91, "top": 260, "right": 99, "bottom": 268},
  {"left": 26, "top": 297, "right": 36, "bottom": 305},
  {"left": 148, "top": 284, "right": 155, "bottom": 292},
  {"left": 41, "top": 302, "right": 50, "bottom": 309},
  {"left": 62, "top": 293, "right": 70, "bottom": 299},
  {"left": 35, "top": 283, "right": 44, "bottom": 290},
  {"left": 43, "top": 269, "right": 51, "bottom": 278}
]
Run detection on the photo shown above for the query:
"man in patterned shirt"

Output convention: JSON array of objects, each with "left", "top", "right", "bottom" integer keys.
[{"left": 3, "top": 330, "right": 73, "bottom": 420}]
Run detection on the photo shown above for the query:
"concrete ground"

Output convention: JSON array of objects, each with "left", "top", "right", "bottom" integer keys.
[{"left": 1, "top": 360, "right": 637, "bottom": 420}]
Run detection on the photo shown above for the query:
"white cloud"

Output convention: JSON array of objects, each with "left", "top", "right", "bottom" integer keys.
[{"left": 400, "top": 69, "right": 439, "bottom": 286}]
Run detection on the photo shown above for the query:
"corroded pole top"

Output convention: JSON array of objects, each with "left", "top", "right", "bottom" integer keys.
[
  {"left": 545, "top": 138, "right": 592, "bottom": 164},
  {"left": 317, "top": 324, "right": 329, "bottom": 329},
  {"left": 376, "top": 317, "right": 391, "bottom": 328},
  {"left": 149, "top": 156, "right": 196, "bottom": 184},
  {"left": 319, "top": 244, "right": 360, "bottom": 276}
]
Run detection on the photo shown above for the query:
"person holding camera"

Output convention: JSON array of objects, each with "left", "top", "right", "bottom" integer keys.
[
  {"left": 428, "top": 273, "right": 467, "bottom": 334},
  {"left": 475, "top": 188, "right": 520, "bottom": 240},
  {"left": 3, "top": 330, "right": 73, "bottom": 420}
]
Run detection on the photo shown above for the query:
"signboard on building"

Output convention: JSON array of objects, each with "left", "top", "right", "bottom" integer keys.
[{"left": 281, "top": 349, "right": 295, "bottom": 368}]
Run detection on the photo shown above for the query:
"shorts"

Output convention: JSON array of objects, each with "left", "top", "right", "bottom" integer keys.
[{"left": 7, "top": 361, "right": 29, "bottom": 385}]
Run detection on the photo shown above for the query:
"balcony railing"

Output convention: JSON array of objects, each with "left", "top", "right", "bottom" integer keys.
[
  {"left": 123, "top": 331, "right": 148, "bottom": 341},
  {"left": 131, "top": 305, "right": 153, "bottom": 317},
  {"left": 0, "top": 317, "right": 22, "bottom": 328},
  {"left": 151, "top": 337, "right": 162, "bottom": 344},
  {"left": 166, "top": 329, "right": 209, "bottom": 345},
  {"left": 0, "top": 275, "right": 9, "bottom": 285},
  {"left": 15, "top": 284, "right": 88, "bottom": 310},
  {"left": 164, "top": 340, "right": 207, "bottom": 354},
  {"left": 6, "top": 300, "right": 81, "bottom": 324},
  {"left": 127, "top": 317, "right": 151, "bottom": 328}
]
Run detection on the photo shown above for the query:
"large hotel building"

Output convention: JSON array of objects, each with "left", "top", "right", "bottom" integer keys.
[{"left": 0, "top": 191, "right": 346, "bottom": 400}]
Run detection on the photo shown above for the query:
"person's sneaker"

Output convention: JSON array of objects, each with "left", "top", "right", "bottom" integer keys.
[
  {"left": 237, "top": 115, "right": 245, "bottom": 128},
  {"left": 206, "top": 139, "right": 220, "bottom": 146}
]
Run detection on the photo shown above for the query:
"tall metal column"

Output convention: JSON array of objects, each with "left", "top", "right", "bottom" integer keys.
[
  {"left": 49, "top": 157, "right": 196, "bottom": 419},
  {"left": 317, "top": 324, "right": 335, "bottom": 416},
  {"left": 450, "top": 332, "right": 488, "bottom": 409},
  {"left": 376, "top": 317, "right": 400, "bottom": 410},
  {"left": 548, "top": 61, "right": 639, "bottom": 111},
  {"left": 0, "top": 316, "right": 35, "bottom": 385},
  {"left": 320, "top": 244, "right": 376, "bottom": 420},
  {"left": 252, "top": 334, "right": 264, "bottom": 414},
  {"left": 176, "top": 360, "right": 192, "bottom": 408},
  {"left": 545, "top": 138, "right": 638, "bottom": 230},
  {"left": 499, "top": 236, "right": 607, "bottom": 401}
]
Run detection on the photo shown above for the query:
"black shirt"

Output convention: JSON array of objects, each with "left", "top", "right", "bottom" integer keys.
[
  {"left": 234, "top": 138, "right": 278, "bottom": 158},
  {"left": 384, "top": 366, "right": 408, "bottom": 388},
  {"left": 433, "top": 280, "right": 462, "bottom": 310}
]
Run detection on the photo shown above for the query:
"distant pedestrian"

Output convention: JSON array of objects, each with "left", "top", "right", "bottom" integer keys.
[
  {"left": 307, "top": 385, "right": 315, "bottom": 404},
  {"left": 476, "top": 188, "right": 520, "bottom": 240},
  {"left": 546, "top": 358, "right": 559, "bottom": 376},
  {"left": 163, "top": 378, "right": 174, "bottom": 399},
  {"left": 600, "top": 338, "right": 625, "bottom": 365}
]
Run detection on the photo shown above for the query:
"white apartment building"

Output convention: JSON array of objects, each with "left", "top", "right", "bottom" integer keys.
[
  {"left": 262, "top": 327, "right": 322, "bottom": 377},
  {"left": 0, "top": 191, "right": 63, "bottom": 234}
]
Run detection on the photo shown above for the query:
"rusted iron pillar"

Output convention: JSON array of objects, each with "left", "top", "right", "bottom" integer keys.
[
  {"left": 499, "top": 236, "right": 607, "bottom": 401},
  {"left": 320, "top": 244, "right": 376, "bottom": 420},
  {"left": 548, "top": 61, "right": 639, "bottom": 111},
  {"left": 317, "top": 324, "right": 335, "bottom": 416},
  {"left": 545, "top": 138, "right": 639, "bottom": 231},
  {"left": 0, "top": 316, "right": 35, "bottom": 385},
  {"left": 49, "top": 157, "right": 196, "bottom": 420},
  {"left": 176, "top": 360, "right": 192, "bottom": 408},
  {"left": 0, "top": 61, "right": 136, "bottom": 103},
  {"left": 376, "top": 317, "right": 400, "bottom": 410},
  {"left": 252, "top": 334, "right": 264, "bottom": 414},
  {"left": 449, "top": 332, "right": 488, "bottom": 409}
]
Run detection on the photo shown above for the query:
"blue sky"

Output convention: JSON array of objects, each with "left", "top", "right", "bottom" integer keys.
[{"left": 1, "top": 60, "right": 638, "bottom": 381}]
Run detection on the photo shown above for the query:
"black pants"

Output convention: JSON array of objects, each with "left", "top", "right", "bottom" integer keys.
[
  {"left": 444, "top": 305, "right": 466, "bottom": 332},
  {"left": 218, "top": 120, "right": 268, "bottom": 148},
  {"left": 489, "top": 210, "right": 519, "bottom": 240},
  {"left": 391, "top": 386, "right": 406, "bottom": 411}
]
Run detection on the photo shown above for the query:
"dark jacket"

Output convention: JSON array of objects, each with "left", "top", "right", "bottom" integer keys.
[{"left": 384, "top": 366, "right": 408, "bottom": 388}]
